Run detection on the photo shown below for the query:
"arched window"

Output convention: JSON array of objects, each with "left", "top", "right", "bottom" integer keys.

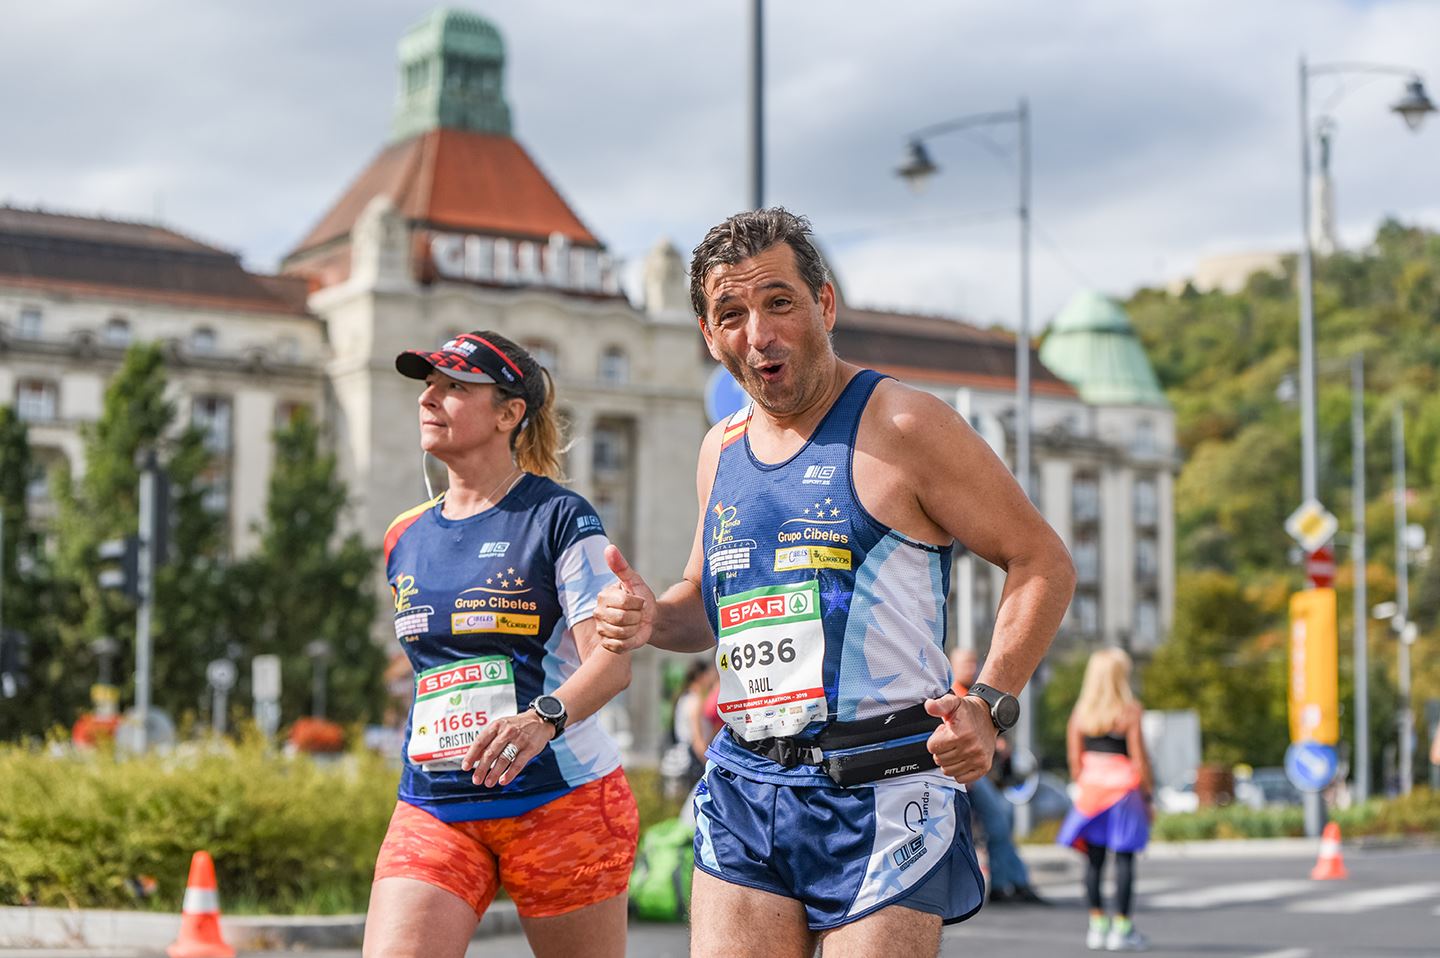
[
  {"left": 103, "top": 316, "right": 132, "bottom": 347},
  {"left": 599, "top": 346, "right": 629, "bottom": 386},
  {"left": 190, "top": 327, "right": 217, "bottom": 354},
  {"left": 523, "top": 339, "right": 558, "bottom": 374}
]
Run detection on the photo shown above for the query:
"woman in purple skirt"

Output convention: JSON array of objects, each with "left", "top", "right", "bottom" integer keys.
[{"left": 1057, "top": 648, "right": 1153, "bottom": 951}]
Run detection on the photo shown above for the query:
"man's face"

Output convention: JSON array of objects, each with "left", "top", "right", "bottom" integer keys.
[{"left": 697, "top": 243, "right": 836, "bottom": 417}]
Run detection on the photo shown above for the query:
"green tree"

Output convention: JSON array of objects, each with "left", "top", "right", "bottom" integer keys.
[
  {"left": 0, "top": 406, "right": 52, "bottom": 735},
  {"left": 1142, "top": 571, "right": 1287, "bottom": 766},
  {"left": 47, "top": 344, "right": 175, "bottom": 725},
  {"left": 238, "top": 411, "right": 382, "bottom": 724},
  {"left": 150, "top": 425, "right": 241, "bottom": 719}
]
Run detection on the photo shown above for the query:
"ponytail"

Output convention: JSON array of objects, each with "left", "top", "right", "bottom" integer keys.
[
  {"left": 513, "top": 366, "right": 564, "bottom": 479},
  {"left": 470, "top": 330, "right": 566, "bottom": 480}
]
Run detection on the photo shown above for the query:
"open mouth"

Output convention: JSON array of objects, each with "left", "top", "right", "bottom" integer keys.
[{"left": 753, "top": 361, "right": 786, "bottom": 383}]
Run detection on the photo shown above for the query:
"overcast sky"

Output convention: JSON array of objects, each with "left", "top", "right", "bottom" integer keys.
[{"left": 3, "top": 1, "right": 1437, "bottom": 329}]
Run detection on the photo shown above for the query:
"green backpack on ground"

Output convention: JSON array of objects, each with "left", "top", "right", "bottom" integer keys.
[{"left": 629, "top": 816, "right": 695, "bottom": 921}]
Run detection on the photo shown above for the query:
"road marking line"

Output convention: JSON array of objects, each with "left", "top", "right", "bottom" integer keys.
[
  {"left": 1289, "top": 882, "right": 1440, "bottom": 913},
  {"left": 1246, "top": 949, "right": 1310, "bottom": 958},
  {"left": 1147, "top": 879, "right": 1313, "bottom": 909}
]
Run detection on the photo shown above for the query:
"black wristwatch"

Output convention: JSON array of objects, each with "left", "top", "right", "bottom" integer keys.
[
  {"left": 529, "top": 694, "right": 568, "bottom": 737},
  {"left": 966, "top": 683, "right": 1021, "bottom": 733}
]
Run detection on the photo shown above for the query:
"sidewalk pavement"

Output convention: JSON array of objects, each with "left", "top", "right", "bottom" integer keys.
[
  {"left": 6, "top": 834, "right": 1405, "bottom": 952},
  {"left": 0, "top": 901, "right": 521, "bottom": 953}
]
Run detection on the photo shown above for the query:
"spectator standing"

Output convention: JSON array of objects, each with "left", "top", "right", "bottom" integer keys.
[{"left": 1057, "top": 648, "right": 1152, "bottom": 951}]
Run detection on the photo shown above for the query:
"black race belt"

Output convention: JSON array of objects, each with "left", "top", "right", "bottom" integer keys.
[{"left": 728, "top": 703, "right": 942, "bottom": 787}]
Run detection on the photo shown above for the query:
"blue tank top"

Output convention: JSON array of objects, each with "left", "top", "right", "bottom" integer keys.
[
  {"left": 701, "top": 369, "right": 953, "bottom": 786},
  {"left": 384, "top": 474, "right": 621, "bottom": 820}
]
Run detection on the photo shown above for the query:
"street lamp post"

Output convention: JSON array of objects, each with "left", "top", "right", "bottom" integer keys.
[
  {"left": 897, "top": 98, "right": 1034, "bottom": 830},
  {"left": 1295, "top": 58, "right": 1432, "bottom": 817},
  {"left": 1297, "top": 59, "right": 1434, "bottom": 507}
]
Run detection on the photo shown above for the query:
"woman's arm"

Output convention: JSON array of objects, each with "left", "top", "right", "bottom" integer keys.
[
  {"left": 1124, "top": 702, "right": 1153, "bottom": 795},
  {"left": 463, "top": 616, "right": 630, "bottom": 788},
  {"left": 689, "top": 688, "right": 712, "bottom": 762},
  {"left": 1066, "top": 714, "right": 1083, "bottom": 782}
]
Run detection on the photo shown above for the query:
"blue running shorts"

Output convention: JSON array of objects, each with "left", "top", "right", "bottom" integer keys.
[{"left": 692, "top": 764, "right": 985, "bottom": 930}]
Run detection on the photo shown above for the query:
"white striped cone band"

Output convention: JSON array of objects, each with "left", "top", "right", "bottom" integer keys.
[{"left": 182, "top": 887, "right": 221, "bottom": 914}]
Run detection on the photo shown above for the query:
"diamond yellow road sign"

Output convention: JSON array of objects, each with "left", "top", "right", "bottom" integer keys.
[{"left": 1285, "top": 498, "right": 1338, "bottom": 553}]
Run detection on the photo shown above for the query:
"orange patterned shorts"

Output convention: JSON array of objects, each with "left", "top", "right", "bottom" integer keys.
[{"left": 373, "top": 767, "right": 638, "bottom": 918}]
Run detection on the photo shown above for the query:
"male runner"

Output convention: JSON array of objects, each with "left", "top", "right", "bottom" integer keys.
[{"left": 595, "top": 208, "right": 1075, "bottom": 958}]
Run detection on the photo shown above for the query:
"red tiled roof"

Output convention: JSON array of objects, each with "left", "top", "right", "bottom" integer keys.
[
  {"left": 0, "top": 206, "right": 227, "bottom": 255},
  {"left": 833, "top": 304, "right": 1077, "bottom": 398},
  {"left": 287, "top": 129, "right": 603, "bottom": 262},
  {"left": 0, "top": 207, "right": 311, "bottom": 316}
]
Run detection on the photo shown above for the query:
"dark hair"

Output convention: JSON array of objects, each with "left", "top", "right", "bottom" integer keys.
[
  {"left": 682, "top": 659, "right": 713, "bottom": 688},
  {"left": 470, "top": 330, "right": 565, "bottom": 479},
  {"left": 688, "top": 207, "right": 829, "bottom": 320}
]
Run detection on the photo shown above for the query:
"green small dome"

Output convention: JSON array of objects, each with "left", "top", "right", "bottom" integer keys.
[{"left": 1040, "top": 290, "right": 1167, "bottom": 407}]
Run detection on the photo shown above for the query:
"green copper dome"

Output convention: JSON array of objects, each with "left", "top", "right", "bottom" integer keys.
[
  {"left": 393, "top": 8, "right": 512, "bottom": 142},
  {"left": 1039, "top": 290, "right": 1168, "bottom": 407}
]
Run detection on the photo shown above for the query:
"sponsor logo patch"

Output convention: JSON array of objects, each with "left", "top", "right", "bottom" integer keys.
[
  {"left": 451, "top": 611, "right": 540, "bottom": 636},
  {"left": 478, "top": 541, "right": 511, "bottom": 558},
  {"left": 774, "top": 545, "right": 852, "bottom": 572},
  {"left": 892, "top": 835, "right": 928, "bottom": 871},
  {"left": 802, "top": 464, "right": 836, "bottom": 485},
  {"left": 394, "top": 605, "right": 434, "bottom": 641}
]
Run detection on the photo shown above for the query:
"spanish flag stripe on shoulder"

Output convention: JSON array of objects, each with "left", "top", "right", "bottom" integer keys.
[
  {"left": 721, "top": 404, "right": 752, "bottom": 450},
  {"left": 383, "top": 494, "right": 443, "bottom": 563}
]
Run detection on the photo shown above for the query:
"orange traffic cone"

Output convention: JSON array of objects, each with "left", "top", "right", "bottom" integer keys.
[
  {"left": 1310, "top": 822, "right": 1349, "bottom": 880},
  {"left": 167, "top": 851, "right": 236, "bottom": 958}
]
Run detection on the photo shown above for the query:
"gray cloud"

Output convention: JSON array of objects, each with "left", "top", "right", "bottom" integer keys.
[{"left": 2, "top": 1, "right": 1436, "bottom": 328}]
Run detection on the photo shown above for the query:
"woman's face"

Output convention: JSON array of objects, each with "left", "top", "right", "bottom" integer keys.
[{"left": 417, "top": 371, "right": 522, "bottom": 462}]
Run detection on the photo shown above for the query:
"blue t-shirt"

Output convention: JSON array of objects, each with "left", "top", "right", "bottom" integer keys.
[
  {"left": 384, "top": 474, "right": 620, "bottom": 820},
  {"left": 701, "top": 369, "right": 954, "bottom": 787}
]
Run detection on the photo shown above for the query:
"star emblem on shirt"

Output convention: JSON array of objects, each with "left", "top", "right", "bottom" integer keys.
[
  {"left": 500, "top": 579, "right": 511, "bottom": 588},
  {"left": 830, "top": 508, "right": 840, "bottom": 517},
  {"left": 514, "top": 577, "right": 525, "bottom": 587},
  {"left": 507, "top": 567, "right": 516, "bottom": 575},
  {"left": 821, "top": 579, "right": 852, "bottom": 616}
]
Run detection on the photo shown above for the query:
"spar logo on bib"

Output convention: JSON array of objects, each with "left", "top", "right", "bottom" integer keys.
[{"left": 720, "top": 589, "right": 811, "bottom": 631}]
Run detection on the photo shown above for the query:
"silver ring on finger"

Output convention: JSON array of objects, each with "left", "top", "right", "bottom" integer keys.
[{"left": 501, "top": 743, "right": 520, "bottom": 763}]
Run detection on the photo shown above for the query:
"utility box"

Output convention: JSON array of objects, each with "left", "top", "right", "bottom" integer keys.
[{"left": 1142, "top": 709, "right": 1201, "bottom": 791}]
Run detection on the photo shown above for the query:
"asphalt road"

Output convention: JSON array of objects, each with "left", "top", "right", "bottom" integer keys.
[
  {"left": 4, "top": 845, "right": 1434, "bottom": 958},
  {"left": 462, "top": 845, "right": 1440, "bottom": 958}
]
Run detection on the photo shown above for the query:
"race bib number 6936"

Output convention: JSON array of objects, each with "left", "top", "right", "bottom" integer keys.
[{"left": 715, "top": 580, "right": 825, "bottom": 741}]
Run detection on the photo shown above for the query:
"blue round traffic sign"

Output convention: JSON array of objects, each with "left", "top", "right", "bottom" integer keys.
[
  {"left": 1284, "top": 741, "right": 1338, "bottom": 793},
  {"left": 704, "top": 365, "right": 749, "bottom": 425}
]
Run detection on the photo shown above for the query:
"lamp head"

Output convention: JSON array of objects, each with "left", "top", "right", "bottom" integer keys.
[
  {"left": 895, "top": 139, "right": 939, "bottom": 193},
  {"left": 1391, "top": 77, "right": 1436, "bottom": 132}
]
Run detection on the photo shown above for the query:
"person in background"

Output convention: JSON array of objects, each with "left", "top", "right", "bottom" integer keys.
[
  {"left": 1056, "top": 648, "right": 1152, "bottom": 952},
  {"left": 949, "top": 647, "right": 1046, "bottom": 905},
  {"left": 664, "top": 659, "right": 717, "bottom": 797}
]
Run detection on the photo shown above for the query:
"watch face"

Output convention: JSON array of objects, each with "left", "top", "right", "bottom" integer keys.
[
  {"left": 535, "top": 695, "right": 564, "bottom": 720},
  {"left": 994, "top": 694, "right": 1021, "bottom": 730}
]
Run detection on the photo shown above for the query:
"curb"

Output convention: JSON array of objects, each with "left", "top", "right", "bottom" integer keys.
[
  {"left": 0, "top": 901, "right": 521, "bottom": 952},
  {"left": 7, "top": 836, "right": 1430, "bottom": 951}
]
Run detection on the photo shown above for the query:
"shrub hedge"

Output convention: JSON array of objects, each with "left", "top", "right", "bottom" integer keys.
[
  {"left": 1150, "top": 789, "right": 1440, "bottom": 842},
  {"left": 0, "top": 738, "right": 683, "bottom": 914}
]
